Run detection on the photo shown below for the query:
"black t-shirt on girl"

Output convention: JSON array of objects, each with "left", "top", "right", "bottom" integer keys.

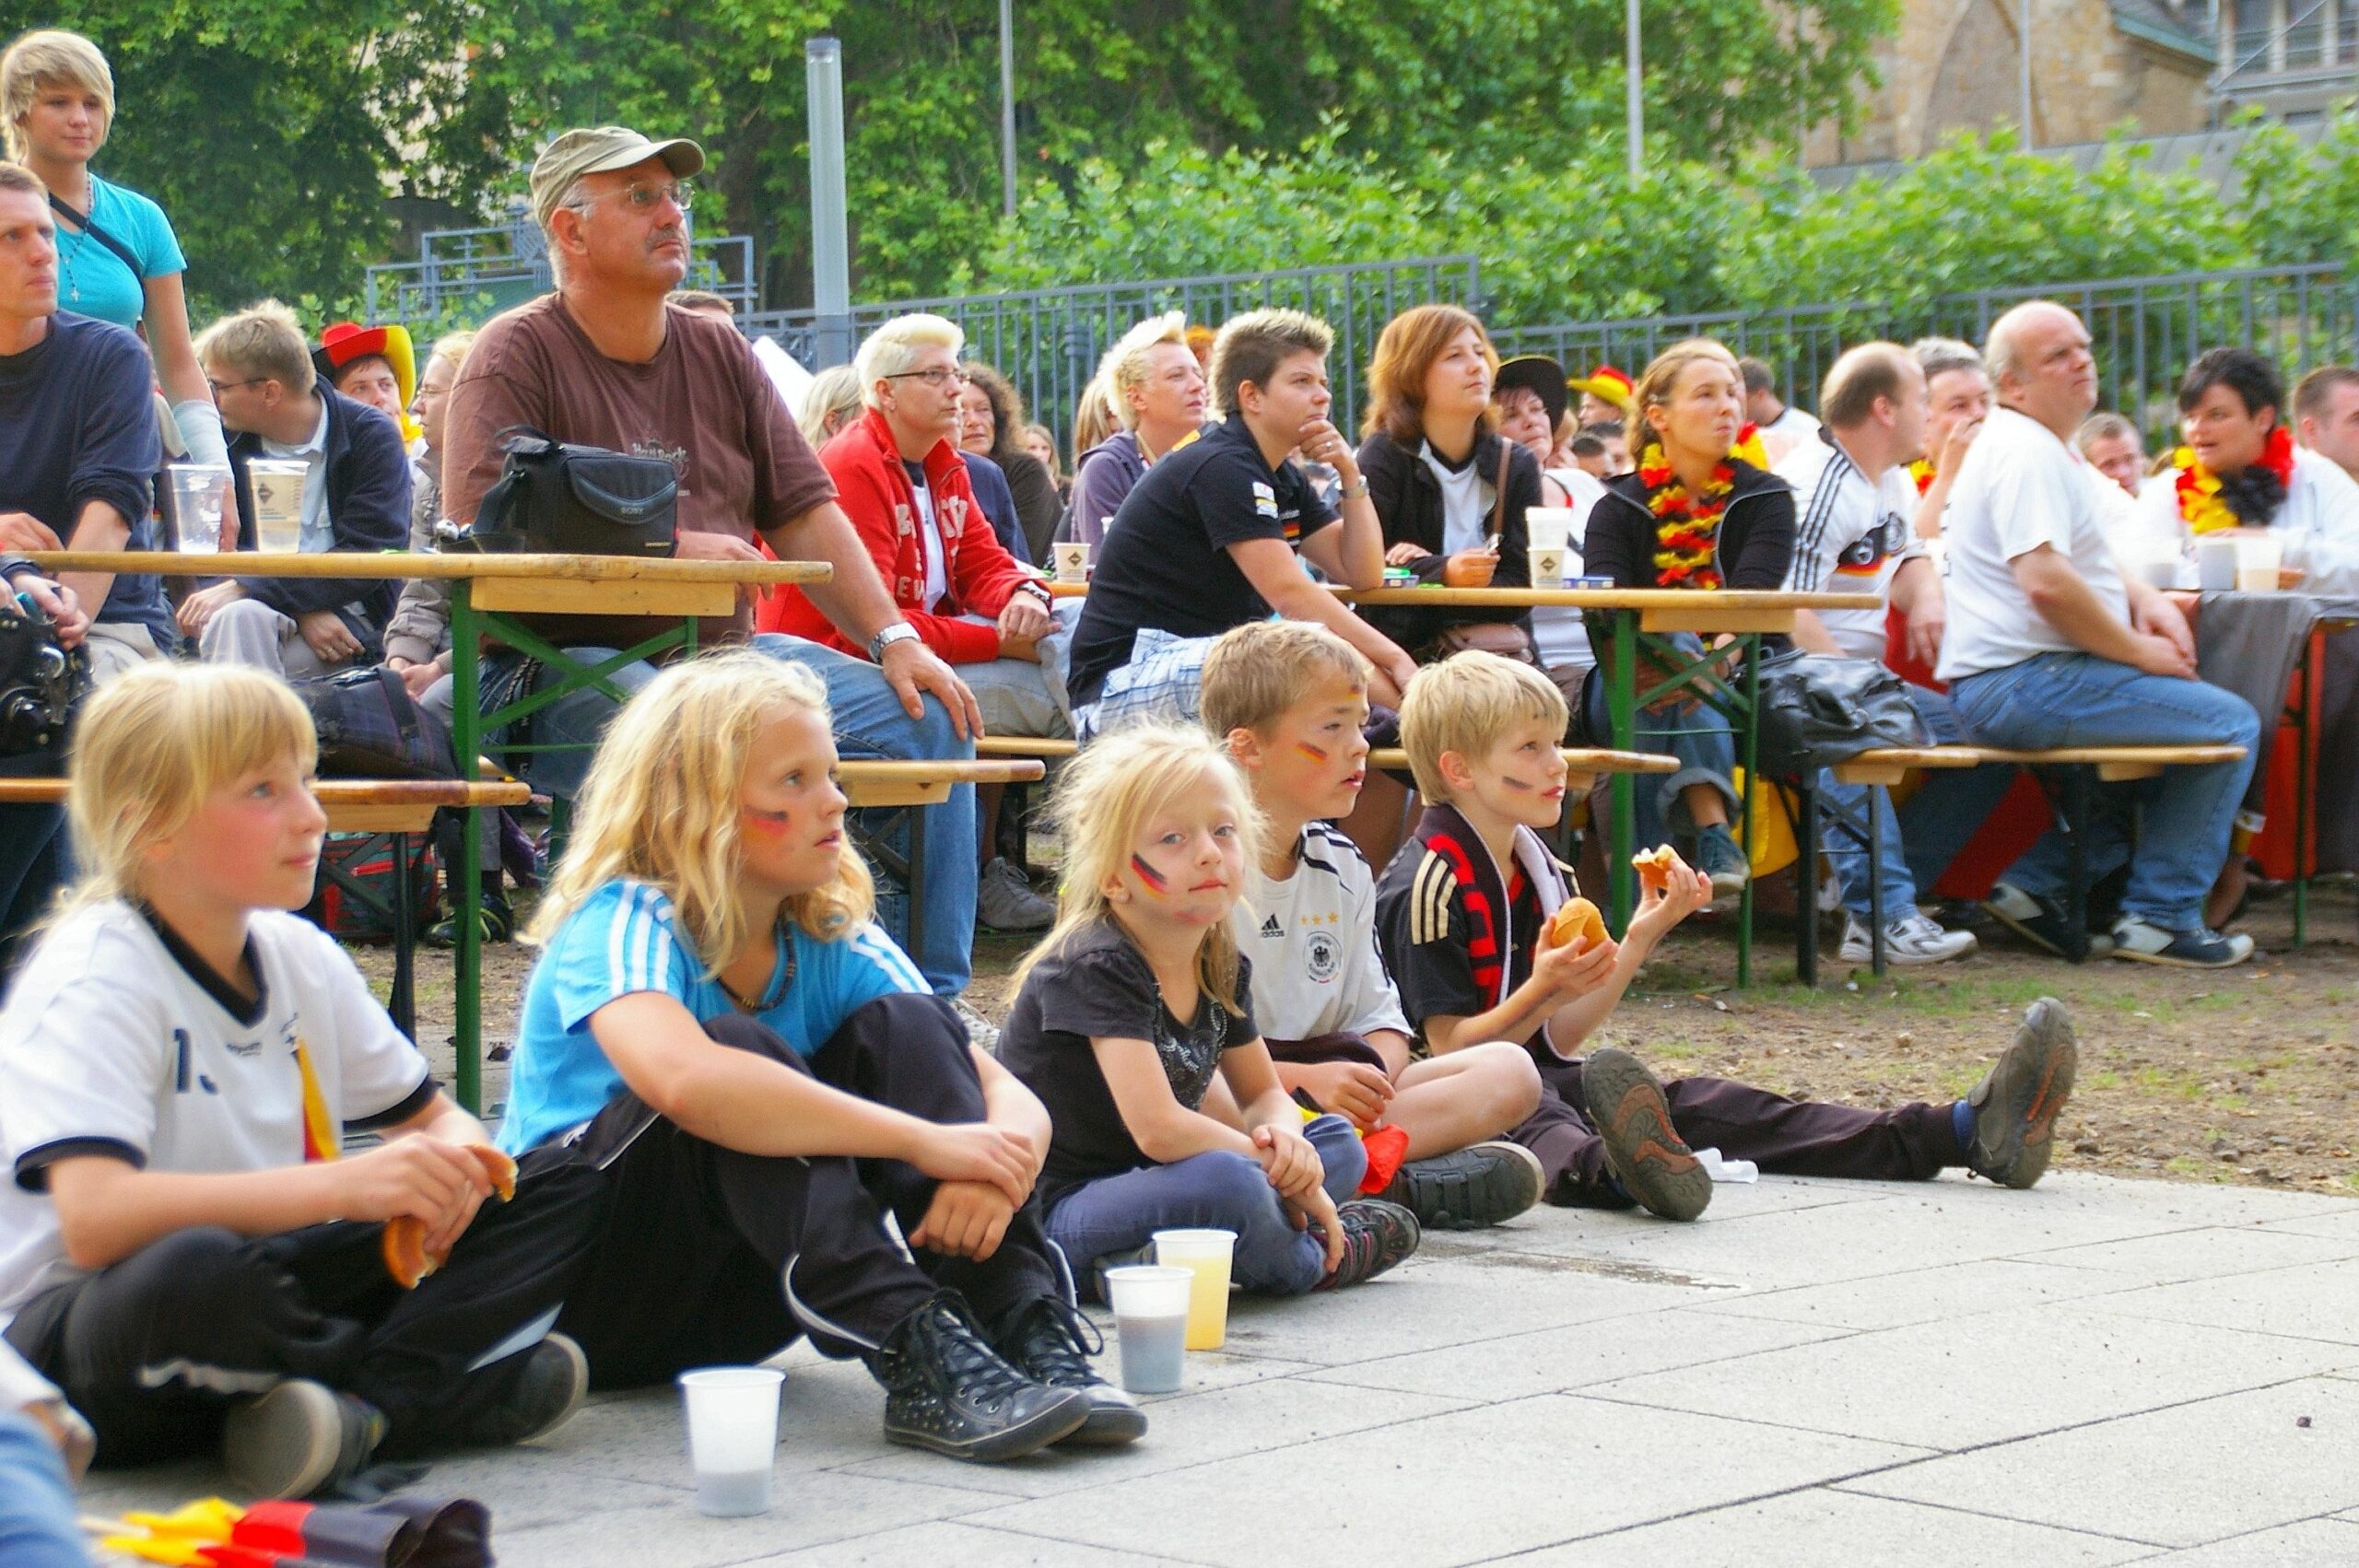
[{"left": 999, "top": 917, "right": 1259, "bottom": 1210}]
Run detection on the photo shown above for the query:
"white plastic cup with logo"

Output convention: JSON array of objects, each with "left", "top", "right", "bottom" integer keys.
[
  {"left": 1053, "top": 540, "right": 1091, "bottom": 584},
  {"left": 1151, "top": 1228, "right": 1237, "bottom": 1351},
  {"left": 243, "top": 460, "right": 311, "bottom": 554},
  {"left": 2235, "top": 533, "right": 2283, "bottom": 591},
  {"left": 1528, "top": 545, "right": 1567, "bottom": 587},
  {"left": 2194, "top": 535, "right": 2239, "bottom": 592},
  {"left": 678, "top": 1366, "right": 783, "bottom": 1516},
  {"left": 1524, "top": 506, "right": 1575, "bottom": 552},
  {"left": 165, "top": 462, "right": 232, "bottom": 554},
  {"left": 1104, "top": 1264, "right": 1193, "bottom": 1393}
]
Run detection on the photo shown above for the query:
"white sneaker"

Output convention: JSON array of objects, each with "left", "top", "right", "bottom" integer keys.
[
  {"left": 977, "top": 856, "right": 1055, "bottom": 931},
  {"left": 1838, "top": 910, "right": 1978, "bottom": 965},
  {"left": 953, "top": 995, "right": 1003, "bottom": 1053}
]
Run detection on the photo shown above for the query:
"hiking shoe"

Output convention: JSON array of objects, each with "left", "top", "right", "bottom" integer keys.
[
  {"left": 865, "top": 1291, "right": 1089, "bottom": 1462},
  {"left": 1694, "top": 825, "right": 1749, "bottom": 898},
  {"left": 1964, "top": 997, "right": 2078, "bottom": 1188},
  {"left": 977, "top": 857, "right": 1054, "bottom": 931},
  {"left": 453, "top": 1332, "right": 588, "bottom": 1449},
  {"left": 2109, "top": 916, "right": 2254, "bottom": 969},
  {"left": 1313, "top": 1199, "right": 1421, "bottom": 1290},
  {"left": 222, "top": 1380, "right": 385, "bottom": 1500},
  {"left": 1838, "top": 910, "right": 1978, "bottom": 966},
  {"left": 995, "top": 1296, "right": 1145, "bottom": 1446},
  {"left": 1581, "top": 1047, "right": 1712, "bottom": 1221},
  {"left": 1981, "top": 883, "right": 2114, "bottom": 959},
  {"left": 953, "top": 996, "right": 1003, "bottom": 1054},
  {"left": 425, "top": 892, "right": 513, "bottom": 949},
  {"left": 1381, "top": 1141, "right": 1545, "bottom": 1230}
]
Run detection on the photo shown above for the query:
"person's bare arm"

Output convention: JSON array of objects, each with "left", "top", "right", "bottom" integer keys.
[
  {"left": 1789, "top": 607, "right": 1844, "bottom": 655},
  {"left": 57, "top": 497, "right": 132, "bottom": 630},
  {"left": 2012, "top": 544, "right": 2190, "bottom": 676},
  {"left": 1093, "top": 1036, "right": 1262, "bottom": 1164},
  {"left": 1890, "top": 555, "right": 1946, "bottom": 669},
  {"left": 1226, "top": 536, "right": 1417, "bottom": 701}
]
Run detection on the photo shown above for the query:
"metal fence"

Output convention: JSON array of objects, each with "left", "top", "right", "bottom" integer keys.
[
  {"left": 741, "top": 255, "right": 1485, "bottom": 449},
  {"left": 363, "top": 210, "right": 756, "bottom": 326},
  {"left": 1492, "top": 263, "right": 2359, "bottom": 437}
]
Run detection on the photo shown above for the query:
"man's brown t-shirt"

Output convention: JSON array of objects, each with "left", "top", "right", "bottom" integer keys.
[{"left": 440, "top": 294, "right": 837, "bottom": 640}]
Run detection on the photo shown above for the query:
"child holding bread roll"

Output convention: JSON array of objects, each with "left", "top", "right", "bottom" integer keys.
[{"left": 0, "top": 664, "right": 581, "bottom": 1503}]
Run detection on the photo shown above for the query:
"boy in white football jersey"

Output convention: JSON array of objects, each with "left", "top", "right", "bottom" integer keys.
[
  {"left": 1201, "top": 620, "right": 1546, "bottom": 1228},
  {"left": 0, "top": 665, "right": 585, "bottom": 1498}
]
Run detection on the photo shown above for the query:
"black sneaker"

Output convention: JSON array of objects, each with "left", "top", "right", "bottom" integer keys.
[
  {"left": 222, "top": 1380, "right": 385, "bottom": 1499},
  {"left": 1694, "top": 825, "right": 1750, "bottom": 899},
  {"left": 1313, "top": 1199, "right": 1421, "bottom": 1290},
  {"left": 1964, "top": 997, "right": 2078, "bottom": 1188},
  {"left": 865, "top": 1291, "right": 1089, "bottom": 1462},
  {"left": 1581, "top": 1047, "right": 1712, "bottom": 1221},
  {"left": 453, "top": 1332, "right": 589, "bottom": 1448},
  {"left": 2109, "top": 916, "right": 2254, "bottom": 969},
  {"left": 1380, "top": 1141, "right": 1545, "bottom": 1230},
  {"left": 1981, "top": 883, "right": 2114, "bottom": 959},
  {"left": 995, "top": 1296, "right": 1145, "bottom": 1446}
]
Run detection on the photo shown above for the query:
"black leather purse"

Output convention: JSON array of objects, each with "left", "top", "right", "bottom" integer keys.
[
  {"left": 450, "top": 427, "right": 677, "bottom": 557},
  {"left": 1755, "top": 649, "right": 1929, "bottom": 775}
]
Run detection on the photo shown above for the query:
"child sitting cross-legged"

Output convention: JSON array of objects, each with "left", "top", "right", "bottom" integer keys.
[
  {"left": 998, "top": 726, "right": 1422, "bottom": 1300},
  {"left": 499, "top": 649, "right": 1138, "bottom": 1461},
  {"left": 0, "top": 664, "right": 584, "bottom": 1501},
  {"left": 1199, "top": 620, "right": 1549, "bottom": 1230},
  {"left": 1374, "top": 650, "right": 2081, "bottom": 1221}
]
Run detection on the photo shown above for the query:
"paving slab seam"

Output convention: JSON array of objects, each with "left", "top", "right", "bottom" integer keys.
[
  {"left": 1300, "top": 1324, "right": 1872, "bottom": 1399},
  {"left": 2075, "top": 1299, "right": 2359, "bottom": 1353},
  {"left": 1818, "top": 1482, "right": 2181, "bottom": 1551},
  {"left": 945, "top": 1517, "right": 1231, "bottom": 1567}
]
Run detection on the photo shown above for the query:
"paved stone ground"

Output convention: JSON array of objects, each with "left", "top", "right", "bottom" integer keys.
[{"left": 79, "top": 1171, "right": 2359, "bottom": 1567}]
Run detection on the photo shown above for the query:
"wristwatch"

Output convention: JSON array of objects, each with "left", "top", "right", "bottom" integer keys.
[
  {"left": 1339, "top": 478, "right": 1370, "bottom": 500},
  {"left": 867, "top": 622, "right": 922, "bottom": 661},
  {"left": 1015, "top": 578, "right": 1054, "bottom": 608}
]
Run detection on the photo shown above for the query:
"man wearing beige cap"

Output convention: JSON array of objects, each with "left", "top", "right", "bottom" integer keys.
[{"left": 440, "top": 126, "right": 989, "bottom": 996}]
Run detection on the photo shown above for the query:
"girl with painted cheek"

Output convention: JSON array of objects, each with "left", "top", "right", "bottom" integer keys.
[{"left": 997, "top": 726, "right": 1423, "bottom": 1302}]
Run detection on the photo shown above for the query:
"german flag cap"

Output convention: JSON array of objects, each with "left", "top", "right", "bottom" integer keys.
[{"left": 312, "top": 322, "right": 421, "bottom": 445}]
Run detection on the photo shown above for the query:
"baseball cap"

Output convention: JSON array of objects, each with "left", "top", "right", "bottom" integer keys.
[{"left": 529, "top": 126, "right": 705, "bottom": 231}]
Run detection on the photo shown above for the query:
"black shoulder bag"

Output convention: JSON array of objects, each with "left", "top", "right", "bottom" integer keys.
[{"left": 448, "top": 427, "right": 678, "bottom": 557}]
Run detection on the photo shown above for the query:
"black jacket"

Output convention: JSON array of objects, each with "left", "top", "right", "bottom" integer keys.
[
  {"left": 1584, "top": 458, "right": 1796, "bottom": 592},
  {"left": 1356, "top": 427, "right": 1539, "bottom": 649},
  {"left": 228, "top": 376, "right": 412, "bottom": 641}
]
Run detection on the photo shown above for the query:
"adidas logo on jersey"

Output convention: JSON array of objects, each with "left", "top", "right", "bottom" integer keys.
[{"left": 1260, "top": 914, "right": 1285, "bottom": 939}]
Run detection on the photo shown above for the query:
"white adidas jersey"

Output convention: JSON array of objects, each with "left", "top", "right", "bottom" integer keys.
[
  {"left": 0, "top": 900, "right": 431, "bottom": 1323},
  {"left": 1234, "top": 823, "right": 1414, "bottom": 1044}
]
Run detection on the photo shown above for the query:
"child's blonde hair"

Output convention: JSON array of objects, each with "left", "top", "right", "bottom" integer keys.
[
  {"left": 1397, "top": 650, "right": 1567, "bottom": 803},
  {"left": 525, "top": 650, "right": 873, "bottom": 972},
  {"left": 61, "top": 663, "right": 316, "bottom": 917},
  {"left": 1015, "top": 725, "right": 1263, "bottom": 1015},
  {"left": 1199, "top": 619, "right": 1367, "bottom": 742}
]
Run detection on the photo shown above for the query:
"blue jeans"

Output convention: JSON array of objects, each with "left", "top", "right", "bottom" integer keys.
[
  {"left": 1820, "top": 685, "right": 2016, "bottom": 923},
  {"left": 1582, "top": 638, "right": 1739, "bottom": 848},
  {"left": 1951, "top": 652, "right": 2259, "bottom": 930},
  {"left": 0, "top": 1412, "right": 82, "bottom": 1568},
  {"left": 1046, "top": 1115, "right": 1367, "bottom": 1299},
  {"left": 478, "top": 635, "right": 979, "bottom": 994}
]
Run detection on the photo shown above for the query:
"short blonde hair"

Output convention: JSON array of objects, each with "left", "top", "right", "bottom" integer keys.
[
  {"left": 801, "top": 362, "right": 864, "bottom": 448},
  {"left": 427, "top": 329, "right": 477, "bottom": 379},
  {"left": 856, "top": 312, "right": 963, "bottom": 410},
  {"left": 1097, "top": 311, "right": 1187, "bottom": 432},
  {"left": 1200, "top": 620, "right": 1367, "bottom": 741},
  {"left": 525, "top": 649, "right": 874, "bottom": 973},
  {"left": 1397, "top": 650, "right": 1567, "bottom": 803},
  {"left": 1071, "top": 372, "right": 1119, "bottom": 462},
  {"left": 194, "top": 299, "right": 313, "bottom": 394},
  {"left": 1631, "top": 338, "right": 1743, "bottom": 452},
  {"left": 1, "top": 30, "right": 112, "bottom": 164},
  {"left": 60, "top": 663, "right": 315, "bottom": 919},
  {"left": 1014, "top": 724, "right": 1263, "bottom": 1016}
]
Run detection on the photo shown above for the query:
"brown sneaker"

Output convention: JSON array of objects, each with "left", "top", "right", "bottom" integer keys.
[{"left": 1581, "top": 1047, "right": 1712, "bottom": 1221}]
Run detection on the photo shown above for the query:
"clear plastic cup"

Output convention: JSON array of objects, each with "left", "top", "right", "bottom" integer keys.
[
  {"left": 165, "top": 462, "right": 232, "bottom": 554},
  {"left": 1152, "top": 1228, "right": 1237, "bottom": 1351},
  {"left": 243, "top": 459, "right": 311, "bottom": 554},
  {"left": 1528, "top": 546, "right": 1567, "bottom": 587},
  {"left": 1104, "top": 1264, "right": 1193, "bottom": 1394},
  {"left": 1053, "top": 540, "right": 1091, "bottom": 583},
  {"left": 1524, "top": 506, "right": 1575, "bottom": 551},
  {"left": 677, "top": 1366, "right": 783, "bottom": 1516},
  {"left": 2235, "top": 533, "right": 2283, "bottom": 591}
]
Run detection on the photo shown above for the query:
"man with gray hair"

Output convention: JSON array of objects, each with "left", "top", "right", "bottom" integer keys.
[
  {"left": 1938, "top": 300, "right": 2259, "bottom": 967},
  {"left": 1907, "top": 336, "right": 1990, "bottom": 539},
  {"left": 1061, "top": 311, "right": 1208, "bottom": 547},
  {"left": 439, "top": 126, "right": 987, "bottom": 994}
]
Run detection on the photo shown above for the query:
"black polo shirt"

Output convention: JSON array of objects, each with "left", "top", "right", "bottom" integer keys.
[{"left": 1066, "top": 414, "right": 1339, "bottom": 707}]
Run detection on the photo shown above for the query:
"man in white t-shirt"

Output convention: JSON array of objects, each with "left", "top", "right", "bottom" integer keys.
[
  {"left": 1778, "top": 344, "right": 2004, "bottom": 964},
  {"left": 1939, "top": 302, "right": 2260, "bottom": 968},
  {"left": 2294, "top": 365, "right": 2359, "bottom": 482},
  {"left": 1741, "top": 357, "right": 1822, "bottom": 466}
]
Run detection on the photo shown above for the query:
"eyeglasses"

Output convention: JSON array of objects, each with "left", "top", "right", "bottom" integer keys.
[
  {"left": 886, "top": 368, "right": 968, "bottom": 389},
  {"left": 205, "top": 376, "right": 266, "bottom": 396},
  {"left": 569, "top": 180, "right": 694, "bottom": 214}
]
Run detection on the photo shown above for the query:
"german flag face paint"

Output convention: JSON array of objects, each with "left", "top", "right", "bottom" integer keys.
[
  {"left": 1294, "top": 742, "right": 1331, "bottom": 764},
  {"left": 1129, "top": 853, "right": 1170, "bottom": 895},
  {"left": 742, "top": 806, "right": 791, "bottom": 839}
]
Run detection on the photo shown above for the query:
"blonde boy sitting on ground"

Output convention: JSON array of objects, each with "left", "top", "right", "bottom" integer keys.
[
  {"left": 1374, "top": 651, "right": 2079, "bottom": 1221},
  {"left": 1200, "top": 622, "right": 1545, "bottom": 1228}
]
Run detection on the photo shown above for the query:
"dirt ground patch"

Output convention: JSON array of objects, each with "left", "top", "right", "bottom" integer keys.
[{"left": 361, "top": 877, "right": 2359, "bottom": 1200}]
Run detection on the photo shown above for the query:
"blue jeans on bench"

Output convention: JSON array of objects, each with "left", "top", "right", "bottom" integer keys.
[
  {"left": 1045, "top": 1115, "right": 1367, "bottom": 1300},
  {"left": 1950, "top": 651, "right": 2259, "bottom": 931}
]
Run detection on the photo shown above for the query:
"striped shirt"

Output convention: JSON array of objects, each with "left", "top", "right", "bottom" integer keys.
[
  {"left": 1776, "top": 429, "right": 1924, "bottom": 661},
  {"left": 499, "top": 878, "right": 926, "bottom": 1153}
]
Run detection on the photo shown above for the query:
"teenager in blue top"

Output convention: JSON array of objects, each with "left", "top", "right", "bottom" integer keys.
[
  {"left": 501, "top": 649, "right": 1142, "bottom": 1461},
  {"left": 0, "top": 30, "right": 228, "bottom": 472}
]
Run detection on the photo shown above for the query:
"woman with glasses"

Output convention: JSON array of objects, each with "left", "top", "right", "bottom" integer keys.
[{"left": 1062, "top": 312, "right": 1209, "bottom": 548}]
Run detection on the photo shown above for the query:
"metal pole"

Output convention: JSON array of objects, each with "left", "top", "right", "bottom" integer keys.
[
  {"left": 2020, "top": 0, "right": 2034, "bottom": 147},
  {"left": 1625, "top": 0, "right": 1644, "bottom": 181},
  {"left": 806, "top": 36, "right": 853, "bottom": 368},
  {"left": 999, "top": 0, "right": 1017, "bottom": 218}
]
